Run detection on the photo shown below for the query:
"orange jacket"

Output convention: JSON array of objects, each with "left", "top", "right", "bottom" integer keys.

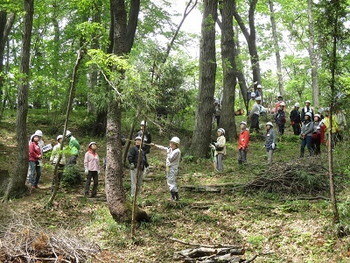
[{"left": 238, "top": 130, "right": 250, "bottom": 149}]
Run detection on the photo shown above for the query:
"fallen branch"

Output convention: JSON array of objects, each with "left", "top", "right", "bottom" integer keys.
[{"left": 169, "top": 237, "right": 243, "bottom": 249}]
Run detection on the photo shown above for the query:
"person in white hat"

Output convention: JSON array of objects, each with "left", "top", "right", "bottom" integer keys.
[
  {"left": 210, "top": 128, "right": 226, "bottom": 172},
  {"left": 255, "top": 84, "right": 262, "bottom": 98},
  {"left": 275, "top": 102, "right": 286, "bottom": 135},
  {"left": 300, "top": 112, "right": 314, "bottom": 157},
  {"left": 301, "top": 100, "right": 314, "bottom": 121},
  {"left": 290, "top": 103, "right": 302, "bottom": 135},
  {"left": 50, "top": 135, "right": 66, "bottom": 188},
  {"left": 27, "top": 130, "right": 45, "bottom": 183},
  {"left": 264, "top": 122, "right": 276, "bottom": 165},
  {"left": 28, "top": 134, "right": 42, "bottom": 188},
  {"left": 238, "top": 121, "right": 250, "bottom": 164},
  {"left": 66, "top": 130, "right": 80, "bottom": 165},
  {"left": 151, "top": 137, "right": 181, "bottom": 201},
  {"left": 128, "top": 136, "right": 148, "bottom": 197},
  {"left": 135, "top": 120, "right": 152, "bottom": 173},
  {"left": 249, "top": 96, "right": 265, "bottom": 133},
  {"left": 84, "top": 142, "right": 100, "bottom": 197}
]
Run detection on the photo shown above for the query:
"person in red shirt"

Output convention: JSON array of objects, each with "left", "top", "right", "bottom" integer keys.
[
  {"left": 28, "top": 135, "right": 42, "bottom": 188},
  {"left": 238, "top": 121, "right": 250, "bottom": 164}
]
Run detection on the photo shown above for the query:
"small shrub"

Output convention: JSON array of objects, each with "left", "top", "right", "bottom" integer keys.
[{"left": 62, "top": 165, "right": 82, "bottom": 187}]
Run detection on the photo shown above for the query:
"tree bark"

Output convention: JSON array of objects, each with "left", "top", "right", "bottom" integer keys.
[
  {"left": 191, "top": 0, "right": 218, "bottom": 158},
  {"left": 0, "top": 12, "right": 15, "bottom": 119},
  {"left": 105, "top": 0, "right": 142, "bottom": 222},
  {"left": 233, "top": 0, "right": 261, "bottom": 90},
  {"left": 4, "top": 0, "right": 34, "bottom": 200},
  {"left": 219, "top": 0, "right": 237, "bottom": 141},
  {"left": 268, "top": 0, "right": 284, "bottom": 97},
  {"left": 307, "top": 0, "right": 319, "bottom": 107}
]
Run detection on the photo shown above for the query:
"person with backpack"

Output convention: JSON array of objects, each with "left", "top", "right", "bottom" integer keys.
[
  {"left": 300, "top": 112, "right": 314, "bottom": 157},
  {"left": 128, "top": 136, "right": 148, "bottom": 197},
  {"left": 275, "top": 102, "right": 286, "bottom": 135},
  {"left": 152, "top": 137, "right": 181, "bottom": 201},
  {"left": 84, "top": 142, "right": 100, "bottom": 197},
  {"left": 290, "top": 103, "right": 301, "bottom": 135},
  {"left": 238, "top": 121, "right": 250, "bottom": 164},
  {"left": 264, "top": 122, "right": 276, "bottom": 165},
  {"left": 301, "top": 100, "right": 314, "bottom": 121}
]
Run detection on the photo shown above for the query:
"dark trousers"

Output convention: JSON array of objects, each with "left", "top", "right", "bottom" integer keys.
[
  {"left": 85, "top": 171, "right": 98, "bottom": 197},
  {"left": 29, "top": 161, "right": 41, "bottom": 187},
  {"left": 238, "top": 149, "right": 247, "bottom": 164},
  {"left": 292, "top": 123, "right": 301, "bottom": 135},
  {"left": 250, "top": 114, "right": 259, "bottom": 132},
  {"left": 312, "top": 136, "right": 321, "bottom": 155},
  {"left": 278, "top": 123, "right": 285, "bottom": 135},
  {"left": 67, "top": 155, "right": 78, "bottom": 165},
  {"left": 300, "top": 136, "right": 313, "bottom": 157}
]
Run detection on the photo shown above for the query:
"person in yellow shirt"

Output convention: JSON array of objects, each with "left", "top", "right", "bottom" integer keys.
[{"left": 323, "top": 109, "right": 338, "bottom": 148}]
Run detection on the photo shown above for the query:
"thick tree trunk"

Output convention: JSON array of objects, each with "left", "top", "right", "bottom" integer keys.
[
  {"left": 268, "top": 0, "right": 284, "bottom": 97},
  {"left": 191, "top": 0, "right": 218, "bottom": 158},
  {"left": 219, "top": 0, "right": 237, "bottom": 141},
  {"left": 105, "top": 0, "right": 144, "bottom": 223},
  {"left": 307, "top": 0, "right": 319, "bottom": 107},
  {"left": 4, "top": 0, "right": 34, "bottom": 200},
  {"left": 233, "top": 0, "right": 261, "bottom": 89}
]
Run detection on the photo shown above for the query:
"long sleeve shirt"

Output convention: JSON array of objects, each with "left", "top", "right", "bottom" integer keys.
[
  {"left": 128, "top": 145, "right": 147, "bottom": 169},
  {"left": 265, "top": 129, "right": 276, "bottom": 148},
  {"left": 290, "top": 109, "right": 301, "bottom": 123},
  {"left": 69, "top": 136, "right": 80, "bottom": 156},
  {"left": 301, "top": 120, "right": 314, "bottom": 137},
  {"left": 84, "top": 150, "right": 100, "bottom": 172},
  {"left": 215, "top": 135, "right": 226, "bottom": 155},
  {"left": 50, "top": 143, "right": 66, "bottom": 165},
  {"left": 238, "top": 130, "right": 250, "bottom": 149},
  {"left": 29, "top": 142, "right": 41, "bottom": 162},
  {"left": 155, "top": 145, "right": 181, "bottom": 168}
]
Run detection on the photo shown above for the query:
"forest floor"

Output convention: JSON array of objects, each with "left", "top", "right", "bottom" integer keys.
[{"left": 1, "top": 110, "right": 350, "bottom": 262}]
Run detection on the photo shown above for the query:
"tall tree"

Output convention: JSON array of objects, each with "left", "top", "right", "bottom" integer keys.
[
  {"left": 219, "top": 0, "right": 237, "bottom": 140},
  {"left": 105, "top": 0, "right": 142, "bottom": 222},
  {"left": 190, "top": 0, "right": 218, "bottom": 158},
  {"left": 4, "top": 0, "right": 34, "bottom": 199},
  {"left": 307, "top": 0, "right": 319, "bottom": 107},
  {"left": 268, "top": 0, "right": 284, "bottom": 97},
  {"left": 233, "top": 0, "right": 261, "bottom": 88},
  {"left": 0, "top": 11, "right": 16, "bottom": 119}
]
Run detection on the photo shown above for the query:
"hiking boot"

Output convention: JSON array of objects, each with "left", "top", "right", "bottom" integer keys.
[
  {"left": 170, "top": 191, "right": 176, "bottom": 201},
  {"left": 174, "top": 192, "right": 179, "bottom": 201}
]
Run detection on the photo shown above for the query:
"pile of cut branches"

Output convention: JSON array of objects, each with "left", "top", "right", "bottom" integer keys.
[
  {"left": 0, "top": 217, "right": 100, "bottom": 263},
  {"left": 242, "top": 161, "right": 329, "bottom": 194}
]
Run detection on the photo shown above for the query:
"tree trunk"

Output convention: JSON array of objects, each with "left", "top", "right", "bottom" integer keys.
[
  {"left": 105, "top": 0, "right": 143, "bottom": 223},
  {"left": 268, "top": 0, "right": 284, "bottom": 97},
  {"left": 307, "top": 0, "right": 319, "bottom": 107},
  {"left": 233, "top": 0, "right": 261, "bottom": 90},
  {"left": 0, "top": 12, "right": 15, "bottom": 119},
  {"left": 219, "top": 0, "right": 237, "bottom": 141},
  {"left": 191, "top": 0, "right": 218, "bottom": 158},
  {"left": 4, "top": 0, "right": 34, "bottom": 200}
]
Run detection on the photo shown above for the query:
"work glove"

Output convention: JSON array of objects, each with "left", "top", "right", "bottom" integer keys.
[
  {"left": 271, "top": 143, "right": 276, "bottom": 149},
  {"left": 84, "top": 169, "right": 88, "bottom": 175},
  {"left": 130, "top": 163, "right": 135, "bottom": 170}
]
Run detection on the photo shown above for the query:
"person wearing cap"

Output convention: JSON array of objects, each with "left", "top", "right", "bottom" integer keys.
[
  {"left": 275, "top": 102, "right": 286, "bottom": 135},
  {"left": 66, "top": 130, "right": 80, "bottom": 165},
  {"left": 312, "top": 114, "right": 323, "bottom": 155},
  {"left": 301, "top": 100, "right": 314, "bottom": 121},
  {"left": 28, "top": 135, "right": 42, "bottom": 188},
  {"left": 248, "top": 92, "right": 256, "bottom": 114},
  {"left": 300, "top": 112, "right": 314, "bottom": 157},
  {"left": 264, "top": 122, "right": 276, "bottom": 165},
  {"left": 151, "top": 137, "right": 181, "bottom": 201},
  {"left": 249, "top": 96, "right": 265, "bottom": 133},
  {"left": 238, "top": 121, "right": 250, "bottom": 164},
  {"left": 84, "top": 142, "right": 100, "bottom": 197},
  {"left": 27, "top": 130, "right": 45, "bottom": 183},
  {"left": 136, "top": 120, "right": 152, "bottom": 154},
  {"left": 274, "top": 95, "right": 285, "bottom": 114},
  {"left": 50, "top": 135, "right": 66, "bottom": 188},
  {"left": 290, "top": 103, "right": 302, "bottom": 135},
  {"left": 210, "top": 128, "right": 226, "bottom": 172},
  {"left": 128, "top": 136, "right": 148, "bottom": 197},
  {"left": 255, "top": 84, "right": 262, "bottom": 98}
]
